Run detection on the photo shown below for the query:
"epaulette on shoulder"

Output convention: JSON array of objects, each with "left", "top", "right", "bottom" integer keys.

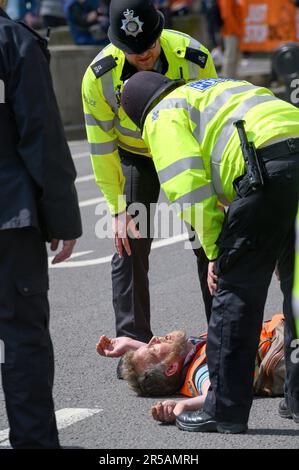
[
  {"left": 185, "top": 47, "right": 208, "bottom": 69},
  {"left": 91, "top": 55, "right": 117, "bottom": 78}
]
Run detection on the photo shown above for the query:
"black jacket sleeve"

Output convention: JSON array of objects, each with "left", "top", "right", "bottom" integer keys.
[{"left": 7, "top": 25, "right": 82, "bottom": 241}]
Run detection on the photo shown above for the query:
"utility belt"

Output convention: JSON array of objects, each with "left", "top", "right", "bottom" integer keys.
[
  {"left": 235, "top": 120, "right": 299, "bottom": 191},
  {"left": 118, "top": 146, "right": 153, "bottom": 164},
  {"left": 257, "top": 137, "right": 299, "bottom": 162}
]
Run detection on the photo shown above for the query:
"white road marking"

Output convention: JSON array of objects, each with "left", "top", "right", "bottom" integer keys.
[
  {"left": 76, "top": 174, "right": 95, "bottom": 184},
  {"left": 79, "top": 197, "right": 106, "bottom": 208},
  {"left": 49, "top": 233, "right": 190, "bottom": 268},
  {"left": 0, "top": 408, "right": 102, "bottom": 447}
]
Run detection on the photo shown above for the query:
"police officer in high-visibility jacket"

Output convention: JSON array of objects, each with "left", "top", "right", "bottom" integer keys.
[
  {"left": 121, "top": 71, "right": 299, "bottom": 432},
  {"left": 82, "top": 0, "right": 217, "bottom": 345}
]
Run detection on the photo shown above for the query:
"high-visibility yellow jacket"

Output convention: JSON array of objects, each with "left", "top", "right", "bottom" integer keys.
[
  {"left": 294, "top": 208, "right": 299, "bottom": 337},
  {"left": 142, "top": 78, "right": 299, "bottom": 260},
  {"left": 82, "top": 29, "right": 217, "bottom": 215}
]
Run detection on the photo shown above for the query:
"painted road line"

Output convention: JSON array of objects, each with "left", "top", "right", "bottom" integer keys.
[
  {"left": 49, "top": 233, "right": 190, "bottom": 268},
  {"left": 79, "top": 197, "right": 106, "bottom": 208},
  {"left": 76, "top": 174, "right": 95, "bottom": 184},
  {"left": 0, "top": 408, "right": 102, "bottom": 447}
]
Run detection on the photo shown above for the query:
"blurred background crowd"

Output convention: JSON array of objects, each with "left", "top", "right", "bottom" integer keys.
[
  {"left": 4, "top": 1, "right": 197, "bottom": 46},
  {"left": 3, "top": 1, "right": 299, "bottom": 75}
]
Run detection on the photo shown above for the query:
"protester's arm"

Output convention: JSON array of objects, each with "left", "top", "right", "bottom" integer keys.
[
  {"left": 96, "top": 335, "right": 146, "bottom": 357},
  {"left": 151, "top": 379, "right": 210, "bottom": 423}
]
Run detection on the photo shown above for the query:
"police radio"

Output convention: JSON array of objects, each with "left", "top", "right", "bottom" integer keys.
[{"left": 234, "top": 120, "right": 264, "bottom": 190}]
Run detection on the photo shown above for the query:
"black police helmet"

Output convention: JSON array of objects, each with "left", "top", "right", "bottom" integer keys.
[
  {"left": 121, "top": 71, "right": 183, "bottom": 130},
  {"left": 108, "top": 0, "right": 165, "bottom": 54},
  {"left": 272, "top": 42, "right": 299, "bottom": 79}
]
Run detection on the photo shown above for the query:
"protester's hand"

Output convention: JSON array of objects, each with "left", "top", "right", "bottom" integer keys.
[
  {"left": 112, "top": 212, "right": 140, "bottom": 258},
  {"left": 207, "top": 261, "right": 218, "bottom": 295},
  {"left": 151, "top": 400, "right": 178, "bottom": 423},
  {"left": 50, "top": 239, "right": 76, "bottom": 264},
  {"left": 96, "top": 336, "right": 132, "bottom": 357}
]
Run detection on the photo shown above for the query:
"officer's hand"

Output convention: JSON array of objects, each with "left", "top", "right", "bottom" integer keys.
[
  {"left": 50, "top": 239, "right": 77, "bottom": 264},
  {"left": 112, "top": 212, "right": 140, "bottom": 258},
  {"left": 208, "top": 261, "right": 218, "bottom": 295}
]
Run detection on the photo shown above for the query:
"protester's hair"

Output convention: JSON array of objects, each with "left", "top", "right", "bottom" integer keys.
[
  {"left": 122, "top": 351, "right": 184, "bottom": 396},
  {"left": 122, "top": 332, "right": 187, "bottom": 396}
]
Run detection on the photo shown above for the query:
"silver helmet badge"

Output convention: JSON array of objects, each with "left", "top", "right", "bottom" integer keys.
[{"left": 121, "top": 9, "right": 144, "bottom": 37}]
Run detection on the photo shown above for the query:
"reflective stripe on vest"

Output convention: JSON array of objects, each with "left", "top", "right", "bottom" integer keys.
[
  {"left": 118, "top": 142, "right": 149, "bottom": 154},
  {"left": 158, "top": 156, "right": 204, "bottom": 184},
  {"left": 85, "top": 114, "right": 114, "bottom": 132},
  {"left": 174, "top": 183, "right": 215, "bottom": 207},
  {"left": 188, "top": 38, "right": 203, "bottom": 78},
  {"left": 90, "top": 141, "right": 118, "bottom": 155}
]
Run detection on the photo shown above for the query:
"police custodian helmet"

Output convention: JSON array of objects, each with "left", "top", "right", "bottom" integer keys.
[
  {"left": 121, "top": 71, "right": 183, "bottom": 129},
  {"left": 108, "top": 0, "right": 165, "bottom": 54}
]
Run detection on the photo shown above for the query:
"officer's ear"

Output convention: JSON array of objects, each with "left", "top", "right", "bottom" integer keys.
[{"left": 164, "top": 361, "right": 180, "bottom": 377}]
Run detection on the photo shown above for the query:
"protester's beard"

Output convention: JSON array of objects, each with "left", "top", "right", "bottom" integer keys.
[{"left": 164, "top": 331, "right": 188, "bottom": 365}]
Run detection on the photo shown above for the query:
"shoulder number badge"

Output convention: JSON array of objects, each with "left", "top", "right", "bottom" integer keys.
[{"left": 121, "top": 9, "right": 144, "bottom": 37}]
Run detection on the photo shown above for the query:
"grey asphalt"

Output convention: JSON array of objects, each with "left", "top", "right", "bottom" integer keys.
[{"left": 0, "top": 140, "right": 298, "bottom": 450}]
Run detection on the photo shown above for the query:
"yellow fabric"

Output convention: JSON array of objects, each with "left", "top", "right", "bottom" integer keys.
[
  {"left": 82, "top": 30, "right": 217, "bottom": 215},
  {"left": 142, "top": 79, "right": 299, "bottom": 259}
]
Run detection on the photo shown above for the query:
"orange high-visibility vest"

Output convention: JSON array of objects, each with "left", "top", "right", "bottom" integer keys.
[{"left": 180, "top": 314, "right": 285, "bottom": 398}]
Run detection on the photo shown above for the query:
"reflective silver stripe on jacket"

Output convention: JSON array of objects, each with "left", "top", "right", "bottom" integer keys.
[
  {"left": 90, "top": 141, "right": 118, "bottom": 155},
  {"left": 101, "top": 71, "right": 118, "bottom": 114},
  {"left": 158, "top": 156, "right": 204, "bottom": 184},
  {"left": 210, "top": 94, "right": 277, "bottom": 205},
  {"left": 85, "top": 114, "right": 114, "bottom": 132},
  {"left": 153, "top": 97, "right": 189, "bottom": 112},
  {"left": 293, "top": 297, "right": 299, "bottom": 318},
  {"left": 115, "top": 118, "right": 142, "bottom": 139},
  {"left": 174, "top": 183, "right": 215, "bottom": 207},
  {"left": 188, "top": 38, "right": 203, "bottom": 78},
  {"left": 191, "top": 84, "right": 257, "bottom": 142},
  {"left": 118, "top": 142, "right": 149, "bottom": 154}
]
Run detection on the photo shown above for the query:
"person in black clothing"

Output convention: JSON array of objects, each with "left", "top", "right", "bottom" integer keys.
[
  {"left": 0, "top": 2, "right": 82, "bottom": 448},
  {"left": 64, "top": 0, "right": 109, "bottom": 46}
]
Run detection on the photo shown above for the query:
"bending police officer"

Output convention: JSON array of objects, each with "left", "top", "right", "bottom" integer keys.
[
  {"left": 82, "top": 0, "right": 217, "bottom": 346},
  {"left": 0, "top": 4, "right": 82, "bottom": 448},
  {"left": 121, "top": 72, "right": 299, "bottom": 432}
]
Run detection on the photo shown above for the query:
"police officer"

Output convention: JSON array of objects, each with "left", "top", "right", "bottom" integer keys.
[
  {"left": 82, "top": 0, "right": 217, "bottom": 346},
  {"left": 121, "top": 71, "right": 299, "bottom": 432},
  {"left": 0, "top": 3, "right": 82, "bottom": 448}
]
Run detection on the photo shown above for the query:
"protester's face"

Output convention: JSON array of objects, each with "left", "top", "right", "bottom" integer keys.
[
  {"left": 0, "top": 1, "right": 7, "bottom": 9},
  {"left": 124, "top": 40, "right": 161, "bottom": 71},
  {"left": 133, "top": 331, "right": 187, "bottom": 373}
]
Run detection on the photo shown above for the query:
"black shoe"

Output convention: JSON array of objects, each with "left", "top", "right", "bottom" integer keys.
[
  {"left": 176, "top": 410, "right": 248, "bottom": 434},
  {"left": 279, "top": 398, "right": 299, "bottom": 423},
  {"left": 278, "top": 398, "right": 292, "bottom": 419},
  {"left": 116, "top": 357, "right": 124, "bottom": 379}
]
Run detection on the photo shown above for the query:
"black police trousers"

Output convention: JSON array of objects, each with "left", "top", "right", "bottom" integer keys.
[
  {"left": 111, "top": 154, "right": 212, "bottom": 342},
  {"left": 203, "top": 152, "right": 299, "bottom": 424},
  {"left": 0, "top": 228, "right": 59, "bottom": 448}
]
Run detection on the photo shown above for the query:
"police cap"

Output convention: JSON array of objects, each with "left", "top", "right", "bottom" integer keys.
[
  {"left": 108, "top": 0, "right": 165, "bottom": 54},
  {"left": 121, "top": 71, "right": 182, "bottom": 129}
]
